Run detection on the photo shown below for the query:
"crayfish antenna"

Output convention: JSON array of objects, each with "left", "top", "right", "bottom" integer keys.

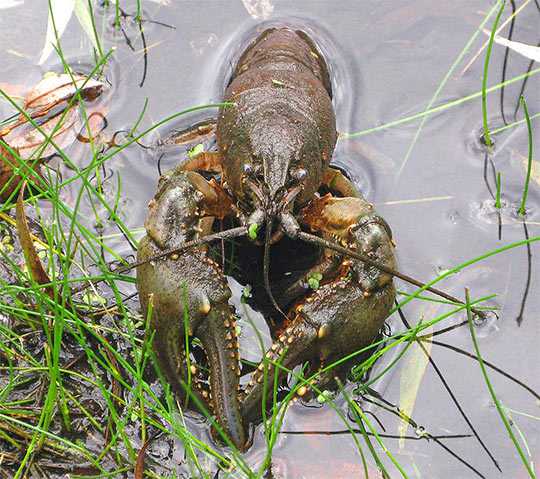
[
  {"left": 296, "top": 230, "right": 489, "bottom": 320},
  {"left": 75, "top": 226, "right": 249, "bottom": 294},
  {"left": 263, "top": 216, "right": 288, "bottom": 320},
  {"left": 118, "top": 226, "right": 248, "bottom": 273}
]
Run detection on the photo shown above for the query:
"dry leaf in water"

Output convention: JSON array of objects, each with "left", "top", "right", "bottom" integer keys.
[
  {"left": 4, "top": 106, "right": 81, "bottom": 159},
  {"left": 15, "top": 182, "right": 53, "bottom": 297},
  {"left": 1, "top": 73, "right": 104, "bottom": 135},
  {"left": 398, "top": 319, "right": 433, "bottom": 448},
  {"left": 0, "top": 141, "right": 19, "bottom": 200},
  {"left": 484, "top": 29, "right": 540, "bottom": 62},
  {"left": 0, "top": 0, "right": 24, "bottom": 9},
  {"left": 0, "top": 141, "right": 44, "bottom": 201},
  {"left": 511, "top": 149, "right": 540, "bottom": 187},
  {"left": 23, "top": 73, "right": 104, "bottom": 118},
  {"left": 521, "top": 158, "right": 540, "bottom": 187},
  {"left": 0, "top": 73, "right": 106, "bottom": 198},
  {"left": 39, "top": 0, "right": 101, "bottom": 65}
]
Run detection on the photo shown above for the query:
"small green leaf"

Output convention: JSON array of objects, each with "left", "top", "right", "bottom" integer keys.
[
  {"left": 188, "top": 143, "right": 204, "bottom": 159},
  {"left": 0, "top": 235, "right": 14, "bottom": 253},
  {"left": 248, "top": 223, "right": 259, "bottom": 240},
  {"left": 307, "top": 272, "right": 323, "bottom": 290},
  {"left": 317, "top": 390, "right": 333, "bottom": 403},
  {"left": 272, "top": 79, "right": 285, "bottom": 87},
  {"left": 82, "top": 291, "right": 107, "bottom": 307},
  {"left": 241, "top": 284, "right": 252, "bottom": 304}
]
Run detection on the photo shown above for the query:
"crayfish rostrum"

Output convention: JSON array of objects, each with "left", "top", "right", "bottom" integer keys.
[{"left": 137, "top": 27, "right": 396, "bottom": 450}]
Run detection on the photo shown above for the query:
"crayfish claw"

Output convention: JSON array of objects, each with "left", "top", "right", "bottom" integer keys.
[{"left": 137, "top": 169, "right": 246, "bottom": 449}]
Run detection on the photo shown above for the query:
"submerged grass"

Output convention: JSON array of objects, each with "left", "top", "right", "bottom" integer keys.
[
  {"left": 396, "top": 0, "right": 502, "bottom": 177},
  {"left": 0, "top": 1, "right": 538, "bottom": 478}
]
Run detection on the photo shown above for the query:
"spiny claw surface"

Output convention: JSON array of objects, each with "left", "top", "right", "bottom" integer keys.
[
  {"left": 241, "top": 185, "right": 396, "bottom": 424},
  {"left": 137, "top": 169, "right": 246, "bottom": 449}
]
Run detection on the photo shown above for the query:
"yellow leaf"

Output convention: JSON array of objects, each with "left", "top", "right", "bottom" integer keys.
[
  {"left": 521, "top": 157, "right": 540, "bottom": 187},
  {"left": 15, "top": 183, "right": 53, "bottom": 298},
  {"left": 398, "top": 319, "right": 432, "bottom": 449}
]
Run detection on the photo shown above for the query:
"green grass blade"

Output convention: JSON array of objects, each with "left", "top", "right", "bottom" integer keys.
[
  {"left": 482, "top": 0, "right": 506, "bottom": 149},
  {"left": 465, "top": 289, "right": 536, "bottom": 478},
  {"left": 518, "top": 96, "right": 534, "bottom": 216}
]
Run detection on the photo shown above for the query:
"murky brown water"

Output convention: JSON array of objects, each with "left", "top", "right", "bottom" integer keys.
[{"left": 1, "top": 1, "right": 539, "bottom": 478}]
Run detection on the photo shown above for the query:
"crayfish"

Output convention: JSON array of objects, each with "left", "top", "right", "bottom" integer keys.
[{"left": 137, "top": 26, "right": 402, "bottom": 450}]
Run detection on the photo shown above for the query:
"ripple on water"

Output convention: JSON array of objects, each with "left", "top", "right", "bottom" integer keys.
[
  {"left": 100, "top": 6, "right": 165, "bottom": 43},
  {"left": 445, "top": 208, "right": 464, "bottom": 227},
  {"left": 190, "top": 33, "right": 220, "bottom": 57},
  {"left": 469, "top": 196, "right": 538, "bottom": 231},
  {"left": 472, "top": 309, "right": 501, "bottom": 339},
  {"left": 464, "top": 118, "right": 508, "bottom": 159}
]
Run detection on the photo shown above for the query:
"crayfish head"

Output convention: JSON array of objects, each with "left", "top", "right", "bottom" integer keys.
[{"left": 244, "top": 174, "right": 304, "bottom": 245}]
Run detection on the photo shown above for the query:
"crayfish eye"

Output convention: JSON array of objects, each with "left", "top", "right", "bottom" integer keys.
[
  {"left": 243, "top": 163, "right": 253, "bottom": 175},
  {"left": 292, "top": 168, "right": 307, "bottom": 182}
]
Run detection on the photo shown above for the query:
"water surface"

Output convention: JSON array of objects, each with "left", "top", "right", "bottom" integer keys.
[{"left": 0, "top": 1, "right": 539, "bottom": 478}]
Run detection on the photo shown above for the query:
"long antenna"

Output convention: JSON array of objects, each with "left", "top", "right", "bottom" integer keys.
[
  {"left": 297, "top": 231, "right": 488, "bottom": 318},
  {"left": 98, "top": 224, "right": 487, "bottom": 320},
  {"left": 75, "top": 227, "right": 248, "bottom": 295},
  {"left": 263, "top": 216, "right": 288, "bottom": 319},
  {"left": 103, "top": 227, "right": 248, "bottom": 279}
]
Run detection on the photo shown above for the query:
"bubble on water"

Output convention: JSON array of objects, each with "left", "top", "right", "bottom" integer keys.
[
  {"left": 471, "top": 309, "right": 500, "bottom": 338},
  {"left": 241, "top": 0, "right": 274, "bottom": 20},
  {"left": 190, "top": 33, "right": 219, "bottom": 57},
  {"left": 434, "top": 264, "right": 451, "bottom": 276},
  {"left": 446, "top": 209, "right": 462, "bottom": 226}
]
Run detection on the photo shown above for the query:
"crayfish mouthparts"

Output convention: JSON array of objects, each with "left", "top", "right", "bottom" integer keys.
[
  {"left": 279, "top": 211, "right": 301, "bottom": 239},
  {"left": 246, "top": 209, "right": 300, "bottom": 245}
]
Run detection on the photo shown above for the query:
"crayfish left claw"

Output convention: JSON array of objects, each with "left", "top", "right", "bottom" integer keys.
[
  {"left": 197, "top": 304, "right": 246, "bottom": 449},
  {"left": 240, "top": 185, "right": 396, "bottom": 428},
  {"left": 137, "top": 169, "right": 246, "bottom": 450}
]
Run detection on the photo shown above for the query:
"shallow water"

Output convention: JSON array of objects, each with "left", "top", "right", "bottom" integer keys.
[{"left": 1, "top": 1, "right": 539, "bottom": 478}]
